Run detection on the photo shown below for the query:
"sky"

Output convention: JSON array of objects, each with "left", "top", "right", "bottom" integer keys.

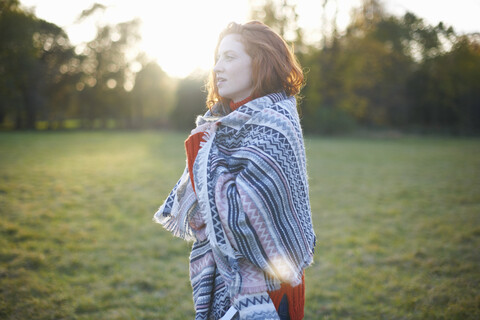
[{"left": 20, "top": 0, "right": 480, "bottom": 78}]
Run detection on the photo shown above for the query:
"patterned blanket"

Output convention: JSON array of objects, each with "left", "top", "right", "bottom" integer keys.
[{"left": 154, "top": 92, "right": 316, "bottom": 320}]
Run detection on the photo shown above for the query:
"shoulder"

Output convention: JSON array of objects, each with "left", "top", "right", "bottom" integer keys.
[
  {"left": 252, "top": 92, "right": 297, "bottom": 113},
  {"left": 257, "top": 93, "right": 300, "bottom": 126}
]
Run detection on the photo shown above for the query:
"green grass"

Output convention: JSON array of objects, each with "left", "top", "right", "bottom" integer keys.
[{"left": 0, "top": 131, "right": 479, "bottom": 319}]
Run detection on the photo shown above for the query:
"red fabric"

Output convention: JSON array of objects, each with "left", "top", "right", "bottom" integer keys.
[
  {"left": 229, "top": 96, "right": 253, "bottom": 111},
  {"left": 268, "top": 273, "right": 305, "bottom": 320},
  {"left": 184, "top": 131, "right": 206, "bottom": 193}
]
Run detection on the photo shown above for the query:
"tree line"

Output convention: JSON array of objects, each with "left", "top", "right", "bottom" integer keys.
[
  {"left": 1, "top": 0, "right": 479, "bottom": 134},
  {"left": 298, "top": 0, "right": 480, "bottom": 134}
]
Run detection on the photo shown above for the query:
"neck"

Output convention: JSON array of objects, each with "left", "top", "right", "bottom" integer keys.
[{"left": 230, "top": 96, "right": 253, "bottom": 111}]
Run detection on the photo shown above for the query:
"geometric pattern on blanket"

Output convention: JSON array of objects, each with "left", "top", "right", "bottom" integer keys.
[{"left": 154, "top": 92, "right": 316, "bottom": 319}]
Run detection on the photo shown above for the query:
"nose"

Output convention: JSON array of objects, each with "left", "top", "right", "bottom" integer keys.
[{"left": 213, "top": 59, "right": 223, "bottom": 73}]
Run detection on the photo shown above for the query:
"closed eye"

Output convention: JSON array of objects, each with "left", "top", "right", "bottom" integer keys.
[{"left": 217, "top": 51, "right": 236, "bottom": 62}]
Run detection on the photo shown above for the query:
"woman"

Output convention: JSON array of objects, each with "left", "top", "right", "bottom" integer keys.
[{"left": 154, "top": 21, "right": 315, "bottom": 320}]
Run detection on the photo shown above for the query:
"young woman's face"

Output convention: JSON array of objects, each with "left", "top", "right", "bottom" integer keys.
[{"left": 213, "top": 34, "right": 253, "bottom": 103}]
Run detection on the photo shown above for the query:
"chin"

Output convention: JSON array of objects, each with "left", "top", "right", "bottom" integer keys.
[{"left": 218, "top": 91, "right": 231, "bottom": 100}]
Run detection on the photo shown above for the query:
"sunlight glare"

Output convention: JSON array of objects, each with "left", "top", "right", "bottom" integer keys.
[
  {"left": 21, "top": 0, "right": 249, "bottom": 79},
  {"left": 137, "top": 1, "right": 249, "bottom": 78}
]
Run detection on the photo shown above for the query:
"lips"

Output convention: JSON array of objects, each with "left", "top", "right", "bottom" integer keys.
[{"left": 217, "top": 76, "right": 226, "bottom": 87}]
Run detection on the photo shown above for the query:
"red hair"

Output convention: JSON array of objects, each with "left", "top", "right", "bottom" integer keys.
[{"left": 206, "top": 21, "right": 304, "bottom": 110}]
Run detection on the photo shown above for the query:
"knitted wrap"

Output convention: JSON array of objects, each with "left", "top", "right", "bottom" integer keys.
[{"left": 154, "top": 92, "right": 315, "bottom": 320}]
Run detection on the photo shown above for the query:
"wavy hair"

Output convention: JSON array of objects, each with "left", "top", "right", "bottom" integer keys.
[{"left": 206, "top": 21, "right": 304, "bottom": 110}]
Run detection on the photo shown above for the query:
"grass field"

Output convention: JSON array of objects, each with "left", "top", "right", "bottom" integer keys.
[{"left": 0, "top": 131, "right": 479, "bottom": 319}]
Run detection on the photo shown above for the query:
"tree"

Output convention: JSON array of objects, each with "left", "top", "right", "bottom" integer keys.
[
  {"left": 299, "top": 0, "right": 468, "bottom": 133},
  {"left": 0, "top": 0, "right": 75, "bottom": 129},
  {"left": 408, "top": 36, "right": 480, "bottom": 133},
  {"left": 250, "top": 0, "right": 299, "bottom": 40},
  {"left": 74, "top": 3, "right": 143, "bottom": 129},
  {"left": 131, "top": 61, "right": 175, "bottom": 128},
  {"left": 170, "top": 72, "right": 207, "bottom": 130},
  {"left": 0, "top": 0, "right": 27, "bottom": 128}
]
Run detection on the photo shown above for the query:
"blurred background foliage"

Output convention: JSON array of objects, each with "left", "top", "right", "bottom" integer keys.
[{"left": 1, "top": 0, "right": 479, "bottom": 134}]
